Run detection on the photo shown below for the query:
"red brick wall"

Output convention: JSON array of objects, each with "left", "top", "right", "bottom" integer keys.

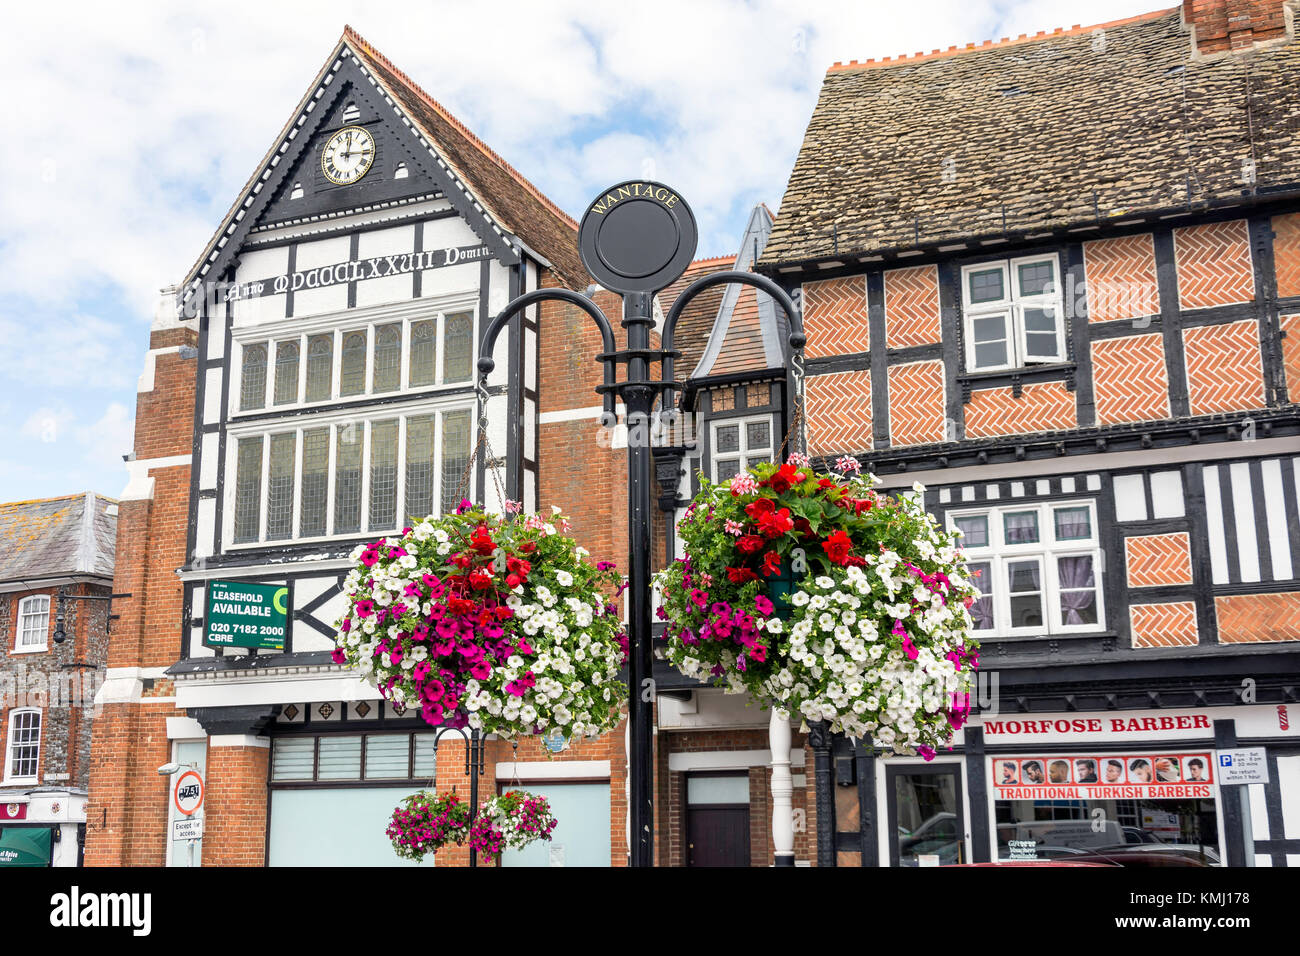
[
  {"left": 1280, "top": 313, "right": 1300, "bottom": 400},
  {"left": 1091, "top": 333, "right": 1171, "bottom": 425},
  {"left": 203, "top": 744, "right": 271, "bottom": 866},
  {"left": 1182, "top": 318, "right": 1266, "bottom": 415},
  {"left": 1130, "top": 602, "right": 1200, "bottom": 648},
  {"left": 964, "top": 381, "right": 1076, "bottom": 438},
  {"left": 1125, "top": 533, "right": 1194, "bottom": 588},
  {"left": 803, "top": 276, "right": 869, "bottom": 358},
  {"left": 806, "top": 370, "right": 872, "bottom": 456},
  {"left": 1173, "top": 220, "right": 1255, "bottom": 309},
  {"left": 1083, "top": 234, "right": 1160, "bottom": 323},
  {"left": 1275, "top": 213, "right": 1300, "bottom": 298},
  {"left": 1215, "top": 591, "right": 1300, "bottom": 643},
  {"left": 883, "top": 265, "right": 941, "bottom": 348},
  {"left": 887, "top": 360, "right": 945, "bottom": 446}
]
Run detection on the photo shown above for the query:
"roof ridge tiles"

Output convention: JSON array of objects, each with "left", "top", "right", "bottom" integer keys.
[
  {"left": 829, "top": 5, "right": 1177, "bottom": 71},
  {"left": 342, "top": 25, "right": 579, "bottom": 232}
]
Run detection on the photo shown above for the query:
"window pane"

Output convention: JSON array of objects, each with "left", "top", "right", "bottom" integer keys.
[
  {"left": 1007, "top": 559, "right": 1043, "bottom": 628},
  {"left": 1004, "top": 511, "right": 1039, "bottom": 544},
  {"left": 1054, "top": 506, "right": 1092, "bottom": 541},
  {"left": 340, "top": 331, "right": 367, "bottom": 396},
  {"left": 266, "top": 433, "right": 297, "bottom": 541},
  {"left": 305, "top": 334, "right": 333, "bottom": 402},
  {"left": 716, "top": 424, "right": 740, "bottom": 454},
  {"left": 973, "top": 342, "right": 1008, "bottom": 369},
  {"left": 746, "top": 383, "right": 770, "bottom": 408},
  {"left": 409, "top": 319, "right": 437, "bottom": 387},
  {"left": 404, "top": 414, "right": 436, "bottom": 526},
  {"left": 372, "top": 323, "right": 401, "bottom": 393},
  {"left": 9, "top": 712, "right": 40, "bottom": 778},
  {"left": 413, "top": 734, "right": 437, "bottom": 779},
  {"left": 368, "top": 420, "right": 398, "bottom": 531},
  {"left": 233, "top": 437, "right": 264, "bottom": 543},
  {"left": 954, "top": 514, "right": 988, "bottom": 547},
  {"left": 334, "top": 425, "right": 363, "bottom": 535},
  {"left": 717, "top": 459, "right": 740, "bottom": 481},
  {"left": 443, "top": 312, "right": 473, "bottom": 383},
  {"left": 746, "top": 420, "right": 770, "bottom": 450},
  {"left": 712, "top": 388, "right": 736, "bottom": 411},
  {"left": 316, "top": 735, "right": 362, "bottom": 780},
  {"left": 299, "top": 428, "right": 329, "bottom": 538},
  {"left": 239, "top": 343, "right": 268, "bottom": 411},
  {"left": 968, "top": 561, "right": 994, "bottom": 630},
  {"left": 273, "top": 340, "right": 300, "bottom": 405},
  {"left": 364, "top": 734, "right": 410, "bottom": 779},
  {"left": 1017, "top": 260, "right": 1057, "bottom": 296},
  {"left": 746, "top": 455, "right": 769, "bottom": 469},
  {"left": 968, "top": 268, "right": 1004, "bottom": 304},
  {"left": 972, "top": 314, "right": 1008, "bottom": 343},
  {"left": 271, "top": 737, "right": 315, "bottom": 781},
  {"left": 439, "top": 409, "right": 472, "bottom": 515},
  {"left": 1058, "top": 556, "right": 1099, "bottom": 626}
]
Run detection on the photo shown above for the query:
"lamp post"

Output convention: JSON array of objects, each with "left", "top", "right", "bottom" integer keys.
[{"left": 477, "top": 181, "right": 804, "bottom": 866}]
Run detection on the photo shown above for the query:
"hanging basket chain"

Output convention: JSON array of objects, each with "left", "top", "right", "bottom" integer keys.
[
  {"left": 777, "top": 354, "right": 807, "bottom": 461},
  {"left": 453, "top": 379, "right": 510, "bottom": 508}
]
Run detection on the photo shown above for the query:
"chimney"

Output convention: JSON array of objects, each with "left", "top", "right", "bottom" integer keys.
[{"left": 1182, "top": 0, "right": 1291, "bottom": 53}]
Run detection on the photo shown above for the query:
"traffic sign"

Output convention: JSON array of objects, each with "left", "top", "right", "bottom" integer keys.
[
  {"left": 173, "top": 816, "right": 205, "bottom": 841},
  {"left": 1216, "top": 748, "right": 1269, "bottom": 784},
  {"left": 174, "top": 769, "right": 205, "bottom": 816}
]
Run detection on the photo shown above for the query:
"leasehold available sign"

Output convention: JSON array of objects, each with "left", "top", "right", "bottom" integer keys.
[{"left": 204, "top": 580, "right": 291, "bottom": 651}]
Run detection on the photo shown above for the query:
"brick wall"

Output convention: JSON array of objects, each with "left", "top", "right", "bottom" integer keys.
[
  {"left": 887, "top": 360, "right": 945, "bottom": 446},
  {"left": 1091, "top": 333, "right": 1172, "bottom": 425},
  {"left": 1082, "top": 234, "right": 1160, "bottom": 323},
  {"left": 803, "top": 276, "right": 869, "bottom": 358},
  {"left": 883, "top": 265, "right": 941, "bottom": 348},
  {"left": 1173, "top": 220, "right": 1255, "bottom": 309},
  {"left": 1130, "top": 601, "right": 1200, "bottom": 648},
  {"left": 1183, "top": 0, "right": 1291, "bottom": 53},
  {"left": 1215, "top": 591, "right": 1300, "bottom": 643},
  {"left": 1275, "top": 212, "right": 1300, "bottom": 298},
  {"left": 1183, "top": 318, "right": 1266, "bottom": 415},
  {"left": 964, "top": 381, "right": 1076, "bottom": 438},
  {"left": 1125, "top": 533, "right": 1194, "bottom": 588},
  {"left": 203, "top": 743, "right": 271, "bottom": 866},
  {"left": 807, "top": 370, "right": 872, "bottom": 455}
]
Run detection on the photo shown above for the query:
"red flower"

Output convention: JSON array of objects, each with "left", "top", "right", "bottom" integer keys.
[
  {"left": 822, "top": 529, "right": 853, "bottom": 565},
  {"left": 736, "top": 535, "right": 766, "bottom": 554},
  {"left": 446, "top": 596, "right": 475, "bottom": 615},
  {"left": 507, "top": 556, "right": 531, "bottom": 581},
  {"left": 469, "top": 525, "right": 496, "bottom": 555},
  {"left": 517, "top": 541, "right": 538, "bottom": 554},
  {"left": 744, "top": 497, "right": 775, "bottom": 521},
  {"left": 757, "top": 506, "right": 794, "bottom": 539},
  {"left": 468, "top": 570, "right": 493, "bottom": 590},
  {"left": 761, "top": 550, "right": 782, "bottom": 577},
  {"left": 726, "top": 567, "right": 758, "bottom": 584},
  {"left": 765, "top": 464, "right": 805, "bottom": 494},
  {"left": 793, "top": 517, "right": 814, "bottom": 539}
]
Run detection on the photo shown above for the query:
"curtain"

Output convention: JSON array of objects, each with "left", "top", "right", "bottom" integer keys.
[
  {"left": 1057, "top": 556, "right": 1096, "bottom": 625},
  {"left": 1055, "top": 508, "right": 1090, "bottom": 540},
  {"left": 1004, "top": 512, "right": 1038, "bottom": 544}
]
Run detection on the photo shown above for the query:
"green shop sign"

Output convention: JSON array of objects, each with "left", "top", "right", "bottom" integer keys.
[{"left": 204, "top": 580, "right": 291, "bottom": 651}]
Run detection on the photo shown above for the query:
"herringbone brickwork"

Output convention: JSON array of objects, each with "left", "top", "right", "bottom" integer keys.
[
  {"left": 883, "top": 265, "right": 942, "bottom": 348},
  {"left": 807, "top": 369, "right": 872, "bottom": 455},
  {"left": 1173, "top": 220, "right": 1255, "bottom": 309},
  {"left": 1130, "top": 602, "right": 1199, "bottom": 648},
  {"left": 1125, "top": 532, "right": 1194, "bottom": 588},
  {"left": 1091, "top": 333, "right": 1171, "bottom": 424},
  {"left": 887, "top": 360, "right": 946, "bottom": 446},
  {"left": 1082, "top": 234, "right": 1160, "bottom": 323},
  {"left": 803, "top": 276, "right": 869, "bottom": 358},
  {"left": 1274, "top": 213, "right": 1300, "bottom": 298},
  {"left": 1183, "top": 319, "right": 1266, "bottom": 416},
  {"left": 963, "top": 381, "right": 1076, "bottom": 438},
  {"left": 1215, "top": 591, "right": 1300, "bottom": 643},
  {"left": 1281, "top": 314, "right": 1300, "bottom": 401}
]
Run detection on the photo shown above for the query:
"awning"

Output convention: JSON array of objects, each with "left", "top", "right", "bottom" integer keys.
[{"left": 0, "top": 827, "right": 52, "bottom": 866}]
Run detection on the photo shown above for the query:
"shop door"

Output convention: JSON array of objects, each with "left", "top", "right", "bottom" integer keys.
[
  {"left": 500, "top": 782, "right": 611, "bottom": 867},
  {"left": 687, "top": 807, "right": 750, "bottom": 866},
  {"left": 887, "top": 764, "right": 965, "bottom": 866}
]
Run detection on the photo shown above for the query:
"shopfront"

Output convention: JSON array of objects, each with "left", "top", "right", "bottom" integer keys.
[{"left": 0, "top": 791, "right": 86, "bottom": 867}]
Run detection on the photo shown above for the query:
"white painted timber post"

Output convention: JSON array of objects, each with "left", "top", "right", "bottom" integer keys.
[{"left": 770, "top": 708, "right": 795, "bottom": 866}]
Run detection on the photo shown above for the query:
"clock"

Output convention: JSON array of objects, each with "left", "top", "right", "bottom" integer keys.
[{"left": 321, "top": 126, "right": 376, "bottom": 185}]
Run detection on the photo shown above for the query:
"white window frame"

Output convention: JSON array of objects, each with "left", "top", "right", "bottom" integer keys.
[
  {"left": 948, "top": 499, "right": 1104, "bottom": 637},
  {"left": 224, "top": 400, "right": 476, "bottom": 549},
  {"left": 710, "top": 414, "right": 774, "bottom": 482},
  {"left": 14, "top": 595, "right": 50, "bottom": 653},
  {"left": 961, "top": 254, "right": 1066, "bottom": 372},
  {"left": 229, "top": 297, "right": 478, "bottom": 417},
  {"left": 4, "top": 708, "right": 41, "bottom": 784}
]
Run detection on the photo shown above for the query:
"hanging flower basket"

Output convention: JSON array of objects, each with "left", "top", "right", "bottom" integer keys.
[
  {"left": 467, "top": 790, "right": 558, "bottom": 857},
  {"left": 333, "top": 501, "right": 628, "bottom": 739},
  {"left": 655, "top": 456, "right": 981, "bottom": 758},
  {"left": 387, "top": 790, "right": 472, "bottom": 862}
]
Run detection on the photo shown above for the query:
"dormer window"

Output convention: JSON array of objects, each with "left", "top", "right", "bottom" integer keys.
[{"left": 961, "top": 254, "right": 1065, "bottom": 372}]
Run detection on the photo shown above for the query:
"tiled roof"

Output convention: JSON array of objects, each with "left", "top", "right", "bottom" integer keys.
[
  {"left": 0, "top": 494, "right": 116, "bottom": 584},
  {"left": 344, "top": 27, "right": 588, "bottom": 287},
  {"left": 656, "top": 256, "right": 737, "bottom": 377},
  {"left": 762, "top": 5, "right": 1300, "bottom": 266}
]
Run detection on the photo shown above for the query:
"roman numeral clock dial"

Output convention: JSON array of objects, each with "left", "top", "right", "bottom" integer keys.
[{"left": 321, "top": 125, "right": 376, "bottom": 185}]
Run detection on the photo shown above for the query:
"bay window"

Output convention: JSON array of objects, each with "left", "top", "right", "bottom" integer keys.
[
  {"left": 229, "top": 405, "right": 474, "bottom": 546},
  {"left": 949, "top": 500, "right": 1103, "bottom": 636},
  {"left": 961, "top": 254, "right": 1066, "bottom": 372}
]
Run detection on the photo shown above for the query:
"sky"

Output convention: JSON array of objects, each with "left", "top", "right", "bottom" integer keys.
[{"left": 2, "top": 0, "right": 1153, "bottom": 503}]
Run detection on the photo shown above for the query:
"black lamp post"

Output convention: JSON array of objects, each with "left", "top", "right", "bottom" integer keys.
[{"left": 477, "top": 181, "right": 804, "bottom": 866}]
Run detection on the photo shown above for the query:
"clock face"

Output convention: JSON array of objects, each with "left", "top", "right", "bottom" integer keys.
[{"left": 321, "top": 126, "right": 376, "bottom": 185}]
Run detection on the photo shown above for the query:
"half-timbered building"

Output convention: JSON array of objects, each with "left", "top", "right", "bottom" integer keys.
[{"left": 734, "top": 0, "right": 1300, "bottom": 866}]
